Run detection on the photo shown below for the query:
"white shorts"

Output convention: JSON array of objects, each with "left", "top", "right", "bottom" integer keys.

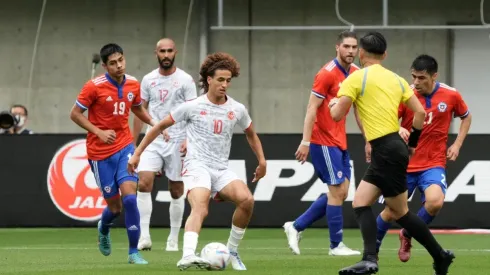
[
  {"left": 182, "top": 160, "right": 242, "bottom": 199},
  {"left": 138, "top": 141, "right": 183, "bottom": 181}
]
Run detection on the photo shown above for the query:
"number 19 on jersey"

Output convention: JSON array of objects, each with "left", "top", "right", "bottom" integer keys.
[{"left": 113, "top": 102, "right": 126, "bottom": 115}]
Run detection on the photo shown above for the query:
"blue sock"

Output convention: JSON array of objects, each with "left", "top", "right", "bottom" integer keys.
[
  {"left": 123, "top": 194, "right": 140, "bottom": 255},
  {"left": 293, "top": 194, "right": 328, "bottom": 231},
  {"left": 404, "top": 206, "right": 434, "bottom": 238},
  {"left": 327, "top": 205, "right": 343, "bottom": 249},
  {"left": 100, "top": 207, "right": 120, "bottom": 235},
  {"left": 376, "top": 215, "right": 392, "bottom": 253}
]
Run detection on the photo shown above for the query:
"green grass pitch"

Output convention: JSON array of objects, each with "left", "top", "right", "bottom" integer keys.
[{"left": 0, "top": 228, "right": 489, "bottom": 274}]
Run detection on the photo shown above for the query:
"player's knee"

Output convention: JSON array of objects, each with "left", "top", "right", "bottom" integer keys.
[
  {"left": 425, "top": 197, "right": 444, "bottom": 215},
  {"left": 380, "top": 208, "right": 396, "bottom": 222},
  {"left": 191, "top": 206, "right": 209, "bottom": 219},
  {"left": 169, "top": 181, "right": 184, "bottom": 199},
  {"left": 239, "top": 193, "right": 254, "bottom": 212},
  {"left": 122, "top": 194, "right": 137, "bottom": 210},
  {"left": 137, "top": 172, "right": 155, "bottom": 192}
]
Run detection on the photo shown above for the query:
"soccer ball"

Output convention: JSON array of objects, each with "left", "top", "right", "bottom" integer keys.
[{"left": 200, "top": 242, "right": 231, "bottom": 270}]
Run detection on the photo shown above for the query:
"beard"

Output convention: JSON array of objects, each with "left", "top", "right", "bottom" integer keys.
[
  {"left": 158, "top": 56, "right": 175, "bottom": 70},
  {"left": 339, "top": 55, "right": 354, "bottom": 65}
]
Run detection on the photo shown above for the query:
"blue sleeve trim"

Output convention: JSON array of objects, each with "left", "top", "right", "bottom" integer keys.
[
  {"left": 311, "top": 91, "right": 325, "bottom": 99},
  {"left": 76, "top": 100, "right": 88, "bottom": 110}
]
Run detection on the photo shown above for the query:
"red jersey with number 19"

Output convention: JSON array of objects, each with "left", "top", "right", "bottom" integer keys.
[
  {"left": 310, "top": 59, "right": 359, "bottom": 150},
  {"left": 76, "top": 73, "right": 142, "bottom": 161},
  {"left": 398, "top": 82, "right": 469, "bottom": 172}
]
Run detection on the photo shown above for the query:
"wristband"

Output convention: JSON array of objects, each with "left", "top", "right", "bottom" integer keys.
[
  {"left": 407, "top": 127, "right": 422, "bottom": 148},
  {"left": 300, "top": 140, "right": 310, "bottom": 147}
]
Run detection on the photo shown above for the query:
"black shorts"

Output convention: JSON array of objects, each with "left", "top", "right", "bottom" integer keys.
[{"left": 363, "top": 132, "right": 409, "bottom": 198}]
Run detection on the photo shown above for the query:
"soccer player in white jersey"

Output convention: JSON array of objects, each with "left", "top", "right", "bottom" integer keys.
[
  {"left": 132, "top": 38, "right": 197, "bottom": 252},
  {"left": 128, "top": 52, "right": 266, "bottom": 271}
]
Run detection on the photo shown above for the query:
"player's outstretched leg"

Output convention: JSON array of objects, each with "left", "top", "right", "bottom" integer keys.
[
  {"left": 167, "top": 180, "right": 185, "bottom": 252},
  {"left": 219, "top": 180, "right": 254, "bottom": 271},
  {"left": 97, "top": 205, "right": 121, "bottom": 256},
  {"left": 136, "top": 171, "right": 156, "bottom": 251},
  {"left": 177, "top": 187, "right": 211, "bottom": 270},
  {"left": 283, "top": 193, "right": 327, "bottom": 255}
]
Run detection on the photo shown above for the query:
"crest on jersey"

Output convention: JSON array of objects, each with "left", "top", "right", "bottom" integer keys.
[
  {"left": 437, "top": 102, "right": 447, "bottom": 112},
  {"left": 228, "top": 111, "right": 235, "bottom": 120},
  {"left": 337, "top": 171, "right": 343, "bottom": 178},
  {"left": 127, "top": 92, "right": 134, "bottom": 102}
]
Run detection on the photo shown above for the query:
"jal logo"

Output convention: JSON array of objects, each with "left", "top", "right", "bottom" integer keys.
[{"left": 47, "top": 139, "right": 106, "bottom": 221}]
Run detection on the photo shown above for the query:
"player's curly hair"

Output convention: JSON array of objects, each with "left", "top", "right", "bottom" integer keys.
[{"left": 199, "top": 52, "right": 240, "bottom": 94}]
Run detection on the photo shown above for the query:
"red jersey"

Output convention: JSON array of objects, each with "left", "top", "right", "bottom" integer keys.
[
  {"left": 399, "top": 82, "right": 469, "bottom": 172},
  {"left": 76, "top": 73, "right": 142, "bottom": 160},
  {"left": 310, "top": 59, "right": 359, "bottom": 150}
]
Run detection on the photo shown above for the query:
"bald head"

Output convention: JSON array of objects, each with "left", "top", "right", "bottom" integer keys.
[
  {"left": 156, "top": 38, "right": 176, "bottom": 50},
  {"left": 155, "top": 38, "right": 177, "bottom": 71}
]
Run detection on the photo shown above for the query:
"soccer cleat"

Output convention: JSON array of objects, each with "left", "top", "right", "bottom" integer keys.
[
  {"left": 97, "top": 220, "right": 111, "bottom": 256},
  {"left": 229, "top": 251, "right": 247, "bottom": 270},
  {"left": 137, "top": 237, "right": 152, "bottom": 251},
  {"left": 329, "top": 242, "right": 362, "bottom": 256},
  {"left": 177, "top": 255, "right": 211, "bottom": 271},
  {"left": 128, "top": 252, "right": 149, "bottom": 264},
  {"left": 433, "top": 250, "right": 455, "bottom": 275},
  {"left": 398, "top": 230, "right": 412, "bottom": 262},
  {"left": 283, "top": 221, "right": 303, "bottom": 255},
  {"left": 166, "top": 239, "right": 179, "bottom": 252},
  {"left": 338, "top": 260, "right": 379, "bottom": 275}
]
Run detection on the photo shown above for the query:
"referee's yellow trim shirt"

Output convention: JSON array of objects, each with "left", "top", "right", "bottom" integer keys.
[{"left": 337, "top": 64, "right": 414, "bottom": 142}]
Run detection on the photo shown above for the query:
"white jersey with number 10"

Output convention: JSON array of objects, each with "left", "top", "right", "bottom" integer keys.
[{"left": 170, "top": 95, "right": 252, "bottom": 170}]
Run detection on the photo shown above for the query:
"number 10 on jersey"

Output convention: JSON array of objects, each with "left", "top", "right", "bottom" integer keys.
[{"left": 214, "top": 119, "right": 223, "bottom": 134}]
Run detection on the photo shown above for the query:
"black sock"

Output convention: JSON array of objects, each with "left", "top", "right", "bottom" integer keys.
[
  {"left": 396, "top": 211, "right": 444, "bottom": 261},
  {"left": 354, "top": 206, "right": 377, "bottom": 262}
]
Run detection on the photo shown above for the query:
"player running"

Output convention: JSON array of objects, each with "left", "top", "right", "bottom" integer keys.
[
  {"left": 128, "top": 52, "right": 266, "bottom": 271},
  {"left": 133, "top": 38, "right": 197, "bottom": 252},
  {"left": 375, "top": 54, "right": 472, "bottom": 262},
  {"left": 70, "top": 43, "right": 156, "bottom": 264},
  {"left": 284, "top": 31, "right": 361, "bottom": 256}
]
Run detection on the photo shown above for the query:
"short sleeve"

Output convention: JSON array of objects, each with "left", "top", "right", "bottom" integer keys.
[
  {"left": 453, "top": 92, "right": 469, "bottom": 118},
  {"left": 400, "top": 78, "right": 415, "bottom": 103},
  {"left": 311, "top": 71, "right": 331, "bottom": 99},
  {"left": 76, "top": 81, "right": 97, "bottom": 110},
  {"left": 183, "top": 77, "right": 198, "bottom": 101},
  {"left": 337, "top": 71, "right": 361, "bottom": 102},
  {"left": 140, "top": 76, "right": 150, "bottom": 102},
  {"left": 132, "top": 82, "right": 143, "bottom": 107},
  {"left": 237, "top": 106, "right": 252, "bottom": 131},
  {"left": 170, "top": 101, "right": 192, "bottom": 123}
]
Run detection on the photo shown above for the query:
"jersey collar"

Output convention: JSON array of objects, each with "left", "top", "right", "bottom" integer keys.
[
  {"left": 424, "top": 81, "right": 440, "bottom": 108},
  {"left": 333, "top": 58, "right": 350, "bottom": 78},
  {"left": 105, "top": 72, "right": 126, "bottom": 99}
]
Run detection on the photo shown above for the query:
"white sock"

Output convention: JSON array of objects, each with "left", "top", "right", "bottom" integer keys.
[
  {"left": 227, "top": 224, "right": 246, "bottom": 253},
  {"left": 137, "top": 191, "right": 152, "bottom": 239},
  {"left": 169, "top": 196, "right": 185, "bottom": 241},
  {"left": 183, "top": 231, "right": 198, "bottom": 258}
]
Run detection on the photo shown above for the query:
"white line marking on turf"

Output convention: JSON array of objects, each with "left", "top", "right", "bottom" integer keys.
[{"left": 1, "top": 247, "right": 490, "bottom": 252}]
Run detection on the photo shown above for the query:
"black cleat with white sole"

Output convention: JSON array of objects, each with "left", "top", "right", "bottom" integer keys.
[
  {"left": 338, "top": 260, "right": 379, "bottom": 275},
  {"left": 433, "top": 250, "right": 455, "bottom": 275}
]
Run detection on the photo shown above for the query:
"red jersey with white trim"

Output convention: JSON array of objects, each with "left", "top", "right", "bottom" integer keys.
[
  {"left": 310, "top": 59, "right": 359, "bottom": 150},
  {"left": 76, "top": 73, "right": 142, "bottom": 160},
  {"left": 399, "top": 82, "right": 469, "bottom": 172}
]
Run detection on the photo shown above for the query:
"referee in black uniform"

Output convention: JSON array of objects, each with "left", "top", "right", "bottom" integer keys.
[{"left": 329, "top": 32, "right": 454, "bottom": 275}]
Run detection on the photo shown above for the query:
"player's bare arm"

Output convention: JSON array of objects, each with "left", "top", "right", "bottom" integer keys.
[
  {"left": 132, "top": 100, "right": 149, "bottom": 145},
  {"left": 131, "top": 104, "right": 155, "bottom": 127},
  {"left": 330, "top": 96, "right": 352, "bottom": 122},
  {"left": 128, "top": 115, "right": 175, "bottom": 174},
  {"left": 70, "top": 104, "right": 116, "bottom": 144},
  {"left": 447, "top": 112, "right": 472, "bottom": 161},
  {"left": 295, "top": 94, "right": 323, "bottom": 164},
  {"left": 354, "top": 104, "right": 372, "bottom": 163},
  {"left": 244, "top": 123, "right": 266, "bottom": 182}
]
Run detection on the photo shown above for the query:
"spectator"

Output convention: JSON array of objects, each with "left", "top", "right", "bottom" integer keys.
[{"left": 0, "top": 104, "right": 34, "bottom": 135}]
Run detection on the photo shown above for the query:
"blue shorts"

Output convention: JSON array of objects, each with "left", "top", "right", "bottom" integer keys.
[
  {"left": 407, "top": 167, "right": 447, "bottom": 203},
  {"left": 310, "top": 144, "right": 351, "bottom": 185},
  {"left": 88, "top": 143, "right": 138, "bottom": 199}
]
